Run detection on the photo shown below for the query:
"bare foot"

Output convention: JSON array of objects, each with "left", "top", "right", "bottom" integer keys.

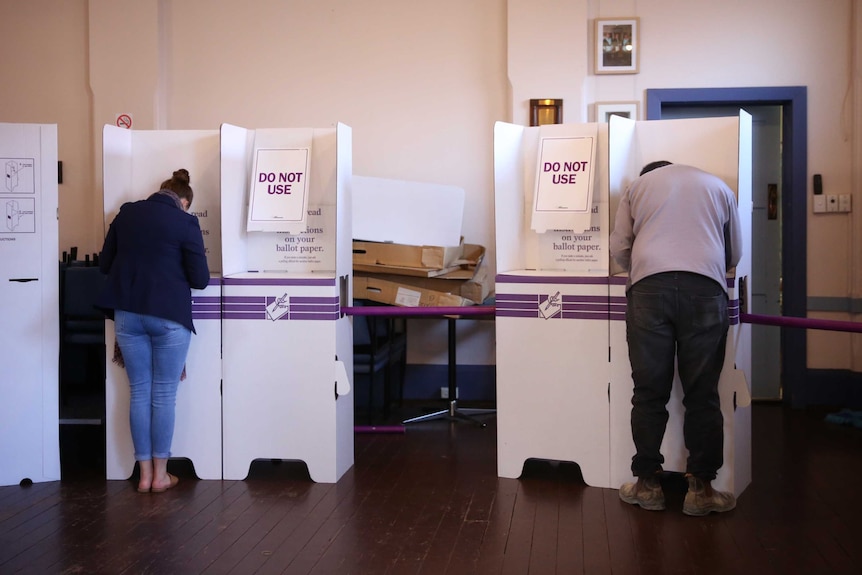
[
  {"left": 137, "top": 460, "right": 154, "bottom": 493},
  {"left": 151, "top": 473, "right": 179, "bottom": 493}
]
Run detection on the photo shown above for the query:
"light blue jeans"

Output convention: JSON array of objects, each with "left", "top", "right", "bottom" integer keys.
[{"left": 115, "top": 310, "right": 191, "bottom": 461}]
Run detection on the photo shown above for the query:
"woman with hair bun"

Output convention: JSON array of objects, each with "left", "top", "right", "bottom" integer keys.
[{"left": 98, "top": 168, "right": 210, "bottom": 493}]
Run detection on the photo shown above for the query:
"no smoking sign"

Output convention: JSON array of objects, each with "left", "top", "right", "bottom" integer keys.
[{"left": 115, "top": 113, "right": 133, "bottom": 129}]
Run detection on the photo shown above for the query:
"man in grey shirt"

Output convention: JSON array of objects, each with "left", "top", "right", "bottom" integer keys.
[{"left": 609, "top": 161, "right": 743, "bottom": 516}]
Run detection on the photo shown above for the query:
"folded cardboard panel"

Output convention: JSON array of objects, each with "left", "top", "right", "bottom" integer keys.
[
  {"left": 354, "top": 275, "right": 473, "bottom": 307},
  {"left": 352, "top": 262, "right": 461, "bottom": 278},
  {"left": 352, "top": 176, "right": 465, "bottom": 247},
  {"left": 352, "top": 239, "right": 463, "bottom": 270}
]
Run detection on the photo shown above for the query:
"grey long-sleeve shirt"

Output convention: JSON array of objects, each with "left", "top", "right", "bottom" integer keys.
[{"left": 609, "top": 163, "right": 743, "bottom": 293}]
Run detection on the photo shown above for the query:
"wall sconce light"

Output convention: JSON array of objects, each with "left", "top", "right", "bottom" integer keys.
[{"left": 530, "top": 99, "right": 563, "bottom": 126}]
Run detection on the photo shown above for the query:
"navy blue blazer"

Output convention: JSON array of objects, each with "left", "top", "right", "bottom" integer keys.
[{"left": 98, "top": 193, "right": 210, "bottom": 333}]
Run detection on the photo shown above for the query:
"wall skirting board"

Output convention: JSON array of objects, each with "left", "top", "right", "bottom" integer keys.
[
  {"left": 352, "top": 364, "right": 495, "bottom": 409},
  {"left": 403, "top": 364, "right": 496, "bottom": 401}
]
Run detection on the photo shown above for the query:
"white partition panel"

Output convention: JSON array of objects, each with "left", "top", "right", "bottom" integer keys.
[
  {"left": 495, "top": 114, "right": 752, "bottom": 495},
  {"left": 0, "top": 123, "right": 59, "bottom": 486},
  {"left": 220, "top": 123, "right": 353, "bottom": 483},
  {"left": 606, "top": 114, "right": 753, "bottom": 496},
  {"left": 493, "top": 121, "right": 612, "bottom": 485},
  {"left": 103, "top": 126, "right": 223, "bottom": 480},
  {"left": 496, "top": 274, "right": 611, "bottom": 486}
]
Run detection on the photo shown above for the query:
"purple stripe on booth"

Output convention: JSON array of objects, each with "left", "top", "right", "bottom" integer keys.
[
  {"left": 609, "top": 276, "right": 736, "bottom": 289},
  {"left": 221, "top": 296, "right": 341, "bottom": 321},
  {"left": 496, "top": 293, "right": 740, "bottom": 324},
  {"left": 192, "top": 312, "right": 222, "bottom": 320},
  {"left": 496, "top": 274, "right": 610, "bottom": 285},
  {"left": 191, "top": 295, "right": 221, "bottom": 303},
  {"left": 222, "top": 277, "right": 336, "bottom": 287},
  {"left": 562, "top": 294, "right": 609, "bottom": 303}
]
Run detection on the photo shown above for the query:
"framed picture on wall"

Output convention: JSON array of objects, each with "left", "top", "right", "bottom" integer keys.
[
  {"left": 595, "top": 101, "right": 639, "bottom": 122},
  {"left": 595, "top": 18, "right": 639, "bottom": 74}
]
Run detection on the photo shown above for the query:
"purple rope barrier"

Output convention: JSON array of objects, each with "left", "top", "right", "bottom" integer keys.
[
  {"left": 345, "top": 306, "right": 862, "bottom": 333},
  {"left": 741, "top": 313, "right": 862, "bottom": 334}
]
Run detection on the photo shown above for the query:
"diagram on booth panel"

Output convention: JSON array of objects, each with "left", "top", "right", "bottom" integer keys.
[
  {"left": 3, "top": 158, "right": 35, "bottom": 193},
  {"left": 5, "top": 198, "right": 36, "bottom": 233},
  {"left": 539, "top": 291, "right": 563, "bottom": 319},
  {"left": 265, "top": 293, "right": 290, "bottom": 321}
]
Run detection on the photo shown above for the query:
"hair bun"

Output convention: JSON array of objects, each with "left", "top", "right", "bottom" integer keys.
[{"left": 172, "top": 169, "right": 191, "bottom": 184}]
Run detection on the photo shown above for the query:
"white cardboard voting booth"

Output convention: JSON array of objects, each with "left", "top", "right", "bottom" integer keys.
[
  {"left": 0, "top": 123, "right": 60, "bottom": 487},
  {"left": 494, "top": 114, "right": 753, "bottom": 496},
  {"left": 494, "top": 121, "right": 614, "bottom": 487},
  {"left": 103, "top": 126, "right": 223, "bottom": 480},
  {"left": 220, "top": 123, "right": 353, "bottom": 483}
]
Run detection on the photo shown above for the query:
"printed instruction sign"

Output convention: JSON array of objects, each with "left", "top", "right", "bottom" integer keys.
[
  {"left": 247, "top": 203, "right": 335, "bottom": 272},
  {"left": 247, "top": 146, "right": 311, "bottom": 233},
  {"left": 531, "top": 135, "right": 596, "bottom": 233},
  {"left": 536, "top": 200, "right": 609, "bottom": 274}
]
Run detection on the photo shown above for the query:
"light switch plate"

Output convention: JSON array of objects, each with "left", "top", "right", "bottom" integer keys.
[{"left": 813, "top": 195, "right": 826, "bottom": 213}]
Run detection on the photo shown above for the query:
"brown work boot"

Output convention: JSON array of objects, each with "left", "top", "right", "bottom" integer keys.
[
  {"left": 683, "top": 475, "right": 736, "bottom": 516},
  {"left": 619, "top": 476, "right": 665, "bottom": 511}
]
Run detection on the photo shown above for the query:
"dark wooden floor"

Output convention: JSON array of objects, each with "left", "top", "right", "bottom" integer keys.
[{"left": 2, "top": 401, "right": 861, "bottom": 574}]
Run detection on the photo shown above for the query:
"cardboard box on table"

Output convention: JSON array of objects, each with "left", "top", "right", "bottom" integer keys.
[
  {"left": 220, "top": 123, "right": 353, "bottom": 483},
  {"left": 102, "top": 126, "right": 223, "bottom": 480},
  {"left": 353, "top": 273, "right": 473, "bottom": 307},
  {"left": 0, "top": 123, "right": 60, "bottom": 486},
  {"left": 355, "top": 243, "right": 492, "bottom": 305},
  {"left": 353, "top": 238, "right": 464, "bottom": 271},
  {"left": 493, "top": 114, "right": 752, "bottom": 496}
]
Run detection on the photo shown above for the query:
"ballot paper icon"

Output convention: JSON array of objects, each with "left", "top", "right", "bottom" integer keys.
[
  {"left": 539, "top": 291, "right": 562, "bottom": 319},
  {"left": 266, "top": 293, "right": 290, "bottom": 321}
]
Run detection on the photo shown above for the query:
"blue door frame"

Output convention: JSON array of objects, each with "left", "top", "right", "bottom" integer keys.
[{"left": 646, "top": 87, "right": 808, "bottom": 407}]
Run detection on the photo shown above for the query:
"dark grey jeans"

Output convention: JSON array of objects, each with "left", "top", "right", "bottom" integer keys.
[{"left": 625, "top": 272, "right": 729, "bottom": 481}]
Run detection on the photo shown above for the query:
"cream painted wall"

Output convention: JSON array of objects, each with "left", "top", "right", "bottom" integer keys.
[
  {"left": 568, "top": 0, "right": 858, "bottom": 370},
  {"left": 92, "top": 0, "right": 508, "bottom": 366},
  {"left": 1, "top": 0, "right": 860, "bottom": 371},
  {"left": 0, "top": 0, "right": 93, "bottom": 256}
]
